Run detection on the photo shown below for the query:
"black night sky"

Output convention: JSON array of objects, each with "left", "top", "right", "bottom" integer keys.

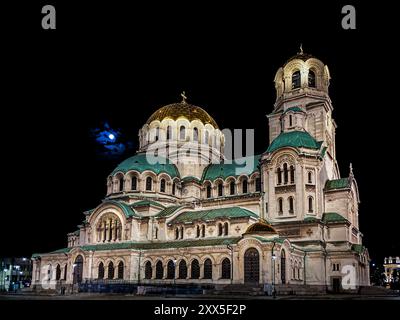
[{"left": 1, "top": 1, "right": 398, "bottom": 267}]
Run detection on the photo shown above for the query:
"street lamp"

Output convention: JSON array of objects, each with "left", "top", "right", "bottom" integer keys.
[
  {"left": 272, "top": 253, "right": 277, "bottom": 298},
  {"left": 173, "top": 259, "right": 177, "bottom": 295},
  {"left": 173, "top": 259, "right": 177, "bottom": 286},
  {"left": 2, "top": 269, "right": 7, "bottom": 292},
  {"left": 227, "top": 245, "right": 233, "bottom": 284}
]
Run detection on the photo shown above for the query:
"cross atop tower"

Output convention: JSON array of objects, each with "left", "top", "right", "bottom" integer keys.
[{"left": 181, "top": 91, "right": 187, "bottom": 103}]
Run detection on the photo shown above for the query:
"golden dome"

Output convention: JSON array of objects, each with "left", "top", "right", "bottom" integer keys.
[
  {"left": 245, "top": 219, "right": 277, "bottom": 234},
  {"left": 146, "top": 99, "right": 219, "bottom": 129}
]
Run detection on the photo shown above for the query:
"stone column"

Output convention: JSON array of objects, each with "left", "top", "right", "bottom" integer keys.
[{"left": 87, "top": 252, "right": 93, "bottom": 280}]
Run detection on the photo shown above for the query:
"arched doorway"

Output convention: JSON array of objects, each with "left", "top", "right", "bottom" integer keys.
[
  {"left": 73, "top": 255, "right": 83, "bottom": 284},
  {"left": 244, "top": 248, "right": 259, "bottom": 283},
  {"left": 281, "top": 250, "right": 286, "bottom": 284}
]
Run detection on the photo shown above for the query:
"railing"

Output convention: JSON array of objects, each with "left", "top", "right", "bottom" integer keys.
[{"left": 77, "top": 279, "right": 213, "bottom": 294}]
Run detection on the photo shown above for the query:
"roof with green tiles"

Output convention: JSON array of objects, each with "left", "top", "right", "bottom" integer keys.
[
  {"left": 322, "top": 212, "right": 348, "bottom": 223},
  {"left": 202, "top": 154, "right": 261, "bottom": 181},
  {"left": 155, "top": 205, "right": 183, "bottom": 218},
  {"left": 32, "top": 239, "right": 242, "bottom": 257},
  {"left": 170, "top": 207, "right": 258, "bottom": 224},
  {"left": 266, "top": 131, "right": 321, "bottom": 153},
  {"left": 352, "top": 244, "right": 366, "bottom": 254},
  {"left": 111, "top": 153, "right": 180, "bottom": 178},
  {"left": 181, "top": 176, "right": 201, "bottom": 183},
  {"left": 253, "top": 236, "right": 286, "bottom": 244},
  {"left": 98, "top": 200, "right": 139, "bottom": 218},
  {"left": 304, "top": 216, "right": 320, "bottom": 223},
  {"left": 131, "top": 200, "right": 165, "bottom": 209},
  {"left": 32, "top": 247, "right": 72, "bottom": 258},
  {"left": 283, "top": 107, "right": 305, "bottom": 114},
  {"left": 325, "top": 178, "right": 351, "bottom": 191}
]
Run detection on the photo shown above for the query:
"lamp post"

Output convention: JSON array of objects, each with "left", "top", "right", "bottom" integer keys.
[
  {"left": 227, "top": 245, "right": 233, "bottom": 284},
  {"left": 72, "top": 263, "right": 77, "bottom": 294},
  {"left": 272, "top": 254, "right": 276, "bottom": 298},
  {"left": 173, "top": 259, "right": 177, "bottom": 295},
  {"left": 15, "top": 266, "right": 20, "bottom": 291},
  {"left": 2, "top": 269, "right": 7, "bottom": 292}
]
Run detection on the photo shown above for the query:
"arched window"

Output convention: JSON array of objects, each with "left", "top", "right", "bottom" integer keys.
[
  {"left": 308, "top": 197, "right": 313, "bottom": 213},
  {"left": 201, "top": 225, "right": 205, "bottom": 238},
  {"left": 290, "top": 165, "right": 295, "bottom": 184},
  {"left": 204, "top": 259, "right": 213, "bottom": 279},
  {"left": 308, "top": 70, "right": 316, "bottom": 88},
  {"left": 98, "top": 262, "right": 104, "bottom": 279},
  {"left": 167, "top": 260, "right": 175, "bottom": 279},
  {"left": 218, "top": 183, "right": 223, "bottom": 197},
  {"left": 156, "top": 261, "right": 163, "bottom": 279},
  {"left": 117, "top": 261, "right": 124, "bottom": 279},
  {"left": 308, "top": 171, "right": 312, "bottom": 184},
  {"left": 144, "top": 261, "right": 152, "bottom": 279},
  {"left": 55, "top": 264, "right": 61, "bottom": 281},
  {"left": 160, "top": 179, "right": 166, "bottom": 193},
  {"left": 146, "top": 177, "right": 152, "bottom": 191},
  {"left": 73, "top": 255, "right": 83, "bottom": 284},
  {"left": 283, "top": 163, "right": 288, "bottom": 184},
  {"left": 154, "top": 227, "right": 158, "bottom": 239},
  {"left": 175, "top": 228, "right": 179, "bottom": 240},
  {"left": 221, "top": 258, "right": 231, "bottom": 279},
  {"left": 178, "top": 260, "right": 187, "bottom": 279},
  {"left": 218, "top": 223, "right": 223, "bottom": 236},
  {"left": 242, "top": 179, "right": 248, "bottom": 194},
  {"left": 155, "top": 127, "right": 160, "bottom": 141},
  {"left": 179, "top": 126, "right": 186, "bottom": 140},
  {"left": 180, "top": 226, "right": 184, "bottom": 239},
  {"left": 172, "top": 182, "right": 176, "bottom": 195},
  {"left": 289, "top": 197, "right": 294, "bottom": 214},
  {"left": 119, "top": 177, "right": 124, "bottom": 192},
  {"left": 224, "top": 222, "right": 229, "bottom": 236},
  {"left": 229, "top": 181, "right": 235, "bottom": 195},
  {"left": 167, "top": 126, "right": 172, "bottom": 140},
  {"left": 108, "top": 262, "right": 114, "bottom": 279},
  {"left": 278, "top": 198, "right": 283, "bottom": 214},
  {"left": 196, "top": 225, "right": 200, "bottom": 238},
  {"left": 131, "top": 176, "right": 137, "bottom": 190},
  {"left": 277, "top": 167, "right": 282, "bottom": 185},
  {"left": 206, "top": 185, "right": 212, "bottom": 198},
  {"left": 193, "top": 127, "right": 199, "bottom": 142},
  {"left": 191, "top": 259, "right": 200, "bottom": 279},
  {"left": 63, "top": 264, "right": 67, "bottom": 280},
  {"left": 292, "top": 70, "right": 301, "bottom": 89},
  {"left": 289, "top": 115, "right": 293, "bottom": 127},
  {"left": 255, "top": 177, "right": 261, "bottom": 192}
]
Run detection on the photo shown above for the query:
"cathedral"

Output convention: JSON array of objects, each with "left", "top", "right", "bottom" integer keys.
[{"left": 31, "top": 51, "right": 370, "bottom": 294}]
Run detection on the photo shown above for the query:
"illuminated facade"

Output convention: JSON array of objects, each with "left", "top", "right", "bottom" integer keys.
[
  {"left": 31, "top": 51, "right": 370, "bottom": 294},
  {"left": 383, "top": 256, "right": 400, "bottom": 283}
]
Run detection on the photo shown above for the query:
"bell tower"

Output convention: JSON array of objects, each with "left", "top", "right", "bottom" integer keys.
[{"left": 268, "top": 46, "right": 337, "bottom": 161}]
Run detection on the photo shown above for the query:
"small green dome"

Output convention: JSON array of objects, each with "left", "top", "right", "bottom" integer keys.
[
  {"left": 110, "top": 153, "right": 180, "bottom": 178},
  {"left": 266, "top": 131, "right": 321, "bottom": 153}
]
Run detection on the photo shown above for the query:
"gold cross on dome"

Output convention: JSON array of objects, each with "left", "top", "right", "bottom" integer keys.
[{"left": 181, "top": 91, "right": 187, "bottom": 103}]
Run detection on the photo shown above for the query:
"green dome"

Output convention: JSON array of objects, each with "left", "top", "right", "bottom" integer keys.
[
  {"left": 111, "top": 153, "right": 180, "bottom": 178},
  {"left": 266, "top": 131, "right": 321, "bottom": 153}
]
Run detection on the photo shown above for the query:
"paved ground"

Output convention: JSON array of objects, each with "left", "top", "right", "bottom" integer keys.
[{"left": 1, "top": 292, "right": 399, "bottom": 300}]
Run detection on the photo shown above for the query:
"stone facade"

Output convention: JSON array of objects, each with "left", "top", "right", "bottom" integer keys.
[{"left": 31, "top": 51, "right": 370, "bottom": 293}]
